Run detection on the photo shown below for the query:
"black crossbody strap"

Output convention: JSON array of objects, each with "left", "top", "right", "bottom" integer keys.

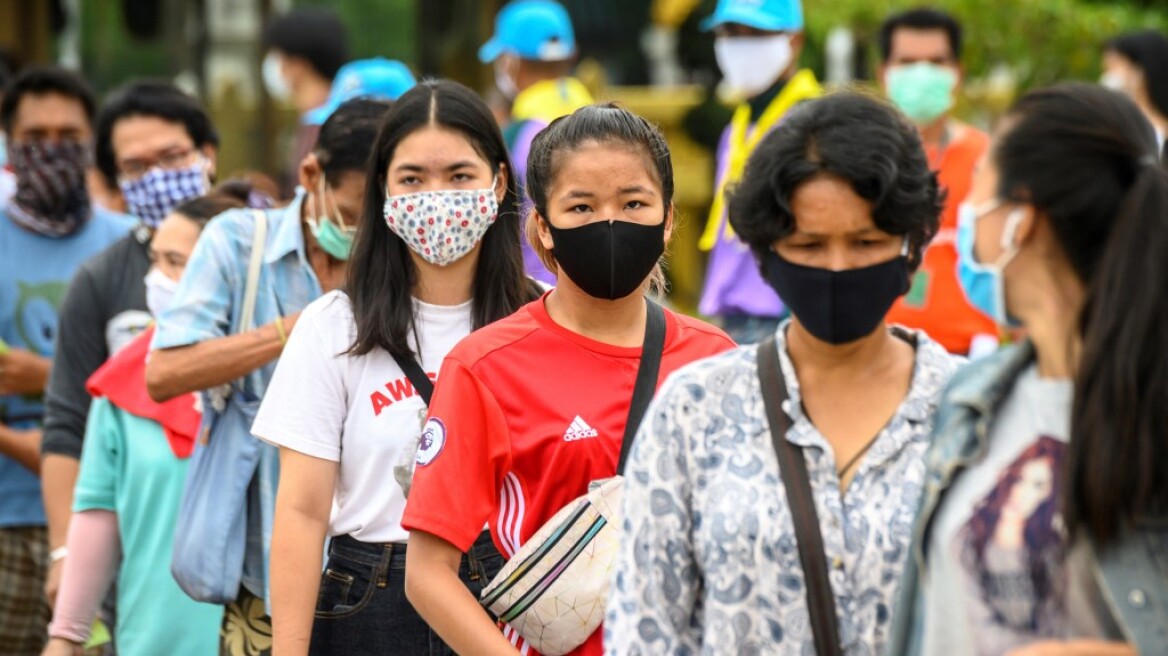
[
  {"left": 616, "top": 299, "right": 667, "bottom": 475},
  {"left": 391, "top": 351, "right": 435, "bottom": 407},
  {"left": 756, "top": 335, "right": 843, "bottom": 656}
]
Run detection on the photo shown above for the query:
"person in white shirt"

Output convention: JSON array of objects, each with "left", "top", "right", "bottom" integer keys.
[{"left": 251, "top": 79, "right": 542, "bottom": 656}]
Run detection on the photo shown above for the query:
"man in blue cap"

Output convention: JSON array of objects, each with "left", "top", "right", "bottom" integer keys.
[
  {"left": 480, "top": 0, "right": 593, "bottom": 284},
  {"left": 696, "top": 0, "right": 821, "bottom": 344},
  {"left": 305, "top": 58, "right": 415, "bottom": 126}
]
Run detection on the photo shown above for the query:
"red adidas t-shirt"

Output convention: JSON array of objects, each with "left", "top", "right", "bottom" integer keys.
[{"left": 402, "top": 295, "right": 735, "bottom": 656}]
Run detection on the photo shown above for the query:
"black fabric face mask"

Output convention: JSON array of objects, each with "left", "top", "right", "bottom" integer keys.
[
  {"left": 761, "top": 249, "right": 911, "bottom": 345},
  {"left": 546, "top": 218, "right": 666, "bottom": 300}
]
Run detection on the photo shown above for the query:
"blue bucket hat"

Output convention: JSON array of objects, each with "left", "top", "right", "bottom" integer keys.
[
  {"left": 478, "top": 0, "right": 577, "bottom": 64},
  {"left": 305, "top": 58, "right": 416, "bottom": 126},
  {"left": 701, "top": 0, "right": 804, "bottom": 32}
]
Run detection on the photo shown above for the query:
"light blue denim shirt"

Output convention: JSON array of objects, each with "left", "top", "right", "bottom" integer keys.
[
  {"left": 153, "top": 192, "right": 322, "bottom": 603},
  {"left": 886, "top": 341, "right": 1168, "bottom": 656}
]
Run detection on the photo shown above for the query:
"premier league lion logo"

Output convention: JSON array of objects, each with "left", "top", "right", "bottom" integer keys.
[{"left": 414, "top": 417, "right": 446, "bottom": 467}]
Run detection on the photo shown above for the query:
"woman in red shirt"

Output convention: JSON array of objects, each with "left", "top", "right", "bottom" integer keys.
[{"left": 402, "top": 105, "right": 735, "bottom": 655}]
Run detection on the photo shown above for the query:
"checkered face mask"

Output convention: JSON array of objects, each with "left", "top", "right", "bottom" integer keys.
[
  {"left": 383, "top": 182, "right": 499, "bottom": 266},
  {"left": 119, "top": 158, "right": 210, "bottom": 227}
]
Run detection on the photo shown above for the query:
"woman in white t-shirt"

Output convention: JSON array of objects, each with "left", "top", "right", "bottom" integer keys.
[{"left": 252, "top": 80, "right": 542, "bottom": 656}]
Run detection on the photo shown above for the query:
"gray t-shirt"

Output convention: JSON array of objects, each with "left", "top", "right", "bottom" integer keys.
[
  {"left": 921, "top": 364, "right": 1123, "bottom": 655},
  {"left": 41, "top": 229, "right": 152, "bottom": 459}
]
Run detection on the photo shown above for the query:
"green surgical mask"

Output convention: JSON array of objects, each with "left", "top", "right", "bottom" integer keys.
[
  {"left": 886, "top": 62, "right": 958, "bottom": 125},
  {"left": 308, "top": 181, "right": 356, "bottom": 260}
]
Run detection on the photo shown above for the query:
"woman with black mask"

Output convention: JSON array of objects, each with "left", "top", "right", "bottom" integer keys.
[
  {"left": 401, "top": 104, "right": 735, "bottom": 656},
  {"left": 604, "top": 91, "right": 963, "bottom": 655}
]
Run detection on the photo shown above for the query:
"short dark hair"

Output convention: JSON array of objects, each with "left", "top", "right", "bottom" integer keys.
[
  {"left": 346, "top": 80, "right": 540, "bottom": 359},
  {"left": 263, "top": 7, "right": 348, "bottom": 81},
  {"left": 879, "top": 8, "right": 963, "bottom": 63},
  {"left": 93, "top": 80, "right": 220, "bottom": 189},
  {"left": 314, "top": 98, "right": 390, "bottom": 186},
  {"left": 0, "top": 65, "right": 96, "bottom": 134},
  {"left": 1106, "top": 29, "right": 1168, "bottom": 118},
  {"left": 728, "top": 91, "right": 941, "bottom": 270}
]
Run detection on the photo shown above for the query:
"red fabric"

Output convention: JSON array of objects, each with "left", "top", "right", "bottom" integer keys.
[
  {"left": 887, "top": 123, "right": 999, "bottom": 354},
  {"left": 403, "top": 294, "right": 735, "bottom": 656},
  {"left": 86, "top": 326, "right": 201, "bottom": 458}
]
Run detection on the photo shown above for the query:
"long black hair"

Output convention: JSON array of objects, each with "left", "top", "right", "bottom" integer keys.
[
  {"left": 346, "top": 79, "right": 540, "bottom": 358},
  {"left": 994, "top": 83, "right": 1168, "bottom": 545},
  {"left": 1106, "top": 30, "right": 1168, "bottom": 119}
]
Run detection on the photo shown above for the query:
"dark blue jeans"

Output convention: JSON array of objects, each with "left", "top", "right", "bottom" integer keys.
[{"left": 309, "top": 531, "right": 503, "bottom": 655}]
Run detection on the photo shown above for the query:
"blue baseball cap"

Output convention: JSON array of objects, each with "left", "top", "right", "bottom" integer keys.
[
  {"left": 305, "top": 58, "right": 416, "bottom": 125},
  {"left": 478, "top": 0, "right": 577, "bottom": 64},
  {"left": 701, "top": 0, "right": 804, "bottom": 32}
]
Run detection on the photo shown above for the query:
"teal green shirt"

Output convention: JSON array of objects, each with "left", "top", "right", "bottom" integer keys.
[{"left": 75, "top": 398, "right": 222, "bottom": 656}]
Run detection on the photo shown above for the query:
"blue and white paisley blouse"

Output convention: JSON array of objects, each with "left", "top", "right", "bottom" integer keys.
[{"left": 605, "top": 325, "right": 962, "bottom": 655}]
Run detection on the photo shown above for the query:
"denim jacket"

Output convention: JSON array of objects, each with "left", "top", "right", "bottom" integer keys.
[{"left": 886, "top": 341, "right": 1168, "bottom": 656}]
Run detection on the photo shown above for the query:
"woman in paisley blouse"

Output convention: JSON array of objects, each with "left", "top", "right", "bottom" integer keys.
[{"left": 604, "top": 91, "right": 965, "bottom": 655}]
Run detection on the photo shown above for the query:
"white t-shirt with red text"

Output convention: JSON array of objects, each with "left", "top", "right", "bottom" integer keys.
[{"left": 252, "top": 290, "right": 471, "bottom": 543}]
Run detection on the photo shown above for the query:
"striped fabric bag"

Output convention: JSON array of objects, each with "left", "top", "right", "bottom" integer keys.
[{"left": 480, "top": 476, "right": 623, "bottom": 655}]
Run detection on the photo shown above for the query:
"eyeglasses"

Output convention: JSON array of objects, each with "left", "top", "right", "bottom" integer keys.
[{"left": 118, "top": 147, "right": 200, "bottom": 181}]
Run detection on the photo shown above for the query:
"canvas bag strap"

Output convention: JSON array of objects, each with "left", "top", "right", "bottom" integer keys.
[
  {"left": 239, "top": 210, "right": 267, "bottom": 334},
  {"left": 616, "top": 299, "right": 667, "bottom": 476},
  {"left": 232, "top": 210, "right": 268, "bottom": 394},
  {"left": 390, "top": 351, "right": 435, "bottom": 407},
  {"left": 756, "top": 335, "right": 844, "bottom": 656}
]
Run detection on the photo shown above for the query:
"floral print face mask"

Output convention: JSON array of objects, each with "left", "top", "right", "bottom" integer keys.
[{"left": 383, "top": 181, "right": 499, "bottom": 266}]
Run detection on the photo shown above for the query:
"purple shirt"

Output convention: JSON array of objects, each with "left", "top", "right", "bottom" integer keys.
[
  {"left": 510, "top": 120, "right": 556, "bottom": 285},
  {"left": 698, "top": 126, "right": 785, "bottom": 318}
]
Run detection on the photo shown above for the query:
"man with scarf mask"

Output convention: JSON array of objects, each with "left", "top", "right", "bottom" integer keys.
[
  {"left": 39, "top": 80, "right": 222, "bottom": 617},
  {"left": 0, "top": 65, "right": 134, "bottom": 655},
  {"left": 879, "top": 8, "right": 999, "bottom": 357},
  {"left": 696, "top": 0, "right": 821, "bottom": 345}
]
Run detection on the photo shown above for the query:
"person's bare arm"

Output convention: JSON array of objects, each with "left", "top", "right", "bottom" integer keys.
[
  {"left": 0, "top": 424, "right": 41, "bottom": 473},
  {"left": 0, "top": 348, "right": 51, "bottom": 396},
  {"left": 145, "top": 312, "right": 300, "bottom": 402},
  {"left": 41, "top": 454, "right": 79, "bottom": 607},
  {"left": 1006, "top": 640, "right": 1136, "bottom": 656},
  {"left": 405, "top": 530, "right": 518, "bottom": 656},
  {"left": 270, "top": 447, "right": 336, "bottom": 656}
]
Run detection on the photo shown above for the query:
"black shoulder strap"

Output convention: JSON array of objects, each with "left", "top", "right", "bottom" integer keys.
[
  {"left": 616, "top": 299, "right": 667, "bottom": 475},
  {"left": 391, "top": 351, "right": 435, "bottom": 407},
  {"left": 756, "top": 335, "right": 843, "bottom": 656}
]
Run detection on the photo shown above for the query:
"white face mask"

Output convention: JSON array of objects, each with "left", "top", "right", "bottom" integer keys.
[
  {"left": 494, "top": 59, "right": 519, "bottom": 100},
  {"left": 144, "top": 267, "right": 179, "bottom": 319},
  {"left": 1100, "top": 71, "right": 1128, "bottom": 94},
  {"left": 262, "top": 52, "right": 290, "bottom": 101},
  {"left": 715, "top": 34, "right": 794, "bottom": 97}
]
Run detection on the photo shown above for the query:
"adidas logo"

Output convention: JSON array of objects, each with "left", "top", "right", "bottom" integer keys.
[{"left": 562, "top": 415, "right": 599, "bottom": 441}]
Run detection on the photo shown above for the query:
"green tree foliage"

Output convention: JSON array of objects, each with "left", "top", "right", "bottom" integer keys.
[{"left": 803, "top": 0, "right": 1168, "bottom": 88}]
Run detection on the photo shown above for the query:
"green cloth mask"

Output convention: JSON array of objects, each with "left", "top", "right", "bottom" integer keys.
[
  {"left": 886, "top": 62, "right": 957, "bottom": 125},
  {"left": 308, "top": 181, "right": 355, "bottom": 260}
]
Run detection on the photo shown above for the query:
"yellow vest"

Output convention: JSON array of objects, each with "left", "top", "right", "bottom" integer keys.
[
  {"left": 699, "top": 69, "right": 821, "bottom": 251},
  {"left": 511, "top": 77, "right": 594, "bottom": 124}
]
